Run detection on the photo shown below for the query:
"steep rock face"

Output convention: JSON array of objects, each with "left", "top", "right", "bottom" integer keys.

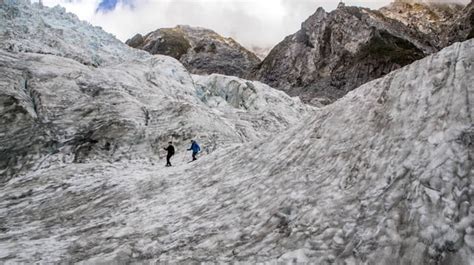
[
  {"left": 252, "top": 5, "right": 430, "bottom": 105},
  {"left": 444, "top": 0, "right": 474, "bottom": 46},
  {"left": 126, "top": 25, "right": 261, "bottom": 78},
  {"left": 380, "top": 0, "right": 465, "bottom": 49},
  {"left": 0, "top": 2, "right": 311, "bottom": 182}
]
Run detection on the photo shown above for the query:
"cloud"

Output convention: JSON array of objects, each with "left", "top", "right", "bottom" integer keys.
[
  {"left": 96, "top": 0, "right": 119, "bottom": 12},
  {"left": 38, "top": 0, "right": 471, "bottom": 49},
  {"left": 95, "top": 0, "right": 135, "bottom": 12}
]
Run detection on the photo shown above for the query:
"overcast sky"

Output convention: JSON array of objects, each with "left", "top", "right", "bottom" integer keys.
[{"left": 39, "top": 0, "right": 469, "bottom": 49}]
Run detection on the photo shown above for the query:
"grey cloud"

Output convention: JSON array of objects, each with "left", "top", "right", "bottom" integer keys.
[{"left": 42, "top": 0, "right": 471, "bottom": 50}]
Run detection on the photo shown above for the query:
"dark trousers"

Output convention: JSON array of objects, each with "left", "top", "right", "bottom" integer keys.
[
  {"left": 192, "top": 152, "right": 197, "bottom": 161},
  {"left": 166, "top": 155, "right": 172, "bottom": 166}
]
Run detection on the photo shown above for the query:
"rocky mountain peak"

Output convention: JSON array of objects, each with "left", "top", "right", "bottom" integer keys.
[
  {"left": 393, "top": 0, "right": 463, "bottom": 4},
  {"left": 126, "top": 25, "right": 260, "bottom": 78},
  {"left": 380, "top": 0, "right": 465, "bottom": 48},
  {"left": 301, "top": 7, "right": 327, "bottom": 32},
  {"left": 393, "top": 0, "right": 432, "bottom": 3},
  {"left": 251, "top": 4, "right": 431, "bottom": 105},
  {"left": 251, "top": 0, "right": 472, "bottom": 105}
]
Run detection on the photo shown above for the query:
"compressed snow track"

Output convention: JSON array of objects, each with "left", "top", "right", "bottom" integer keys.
[{"left": 1, "top": 39, "right": 473, "bottom": 264}]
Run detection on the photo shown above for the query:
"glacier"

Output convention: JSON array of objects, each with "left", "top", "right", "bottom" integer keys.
[{"left": 0, "top": 1, "right": 473, "bottom": 264}]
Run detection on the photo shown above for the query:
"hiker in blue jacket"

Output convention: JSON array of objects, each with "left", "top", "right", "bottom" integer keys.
[{"left": 188, "top": 140, "right": 201, "bottom": 161}]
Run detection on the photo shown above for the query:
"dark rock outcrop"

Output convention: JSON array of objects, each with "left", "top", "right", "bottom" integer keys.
[
  {"left": 444, "top": 0, "right": 474, "bottom": 46},
  {"left": 380, "top": 0, "right": 465, "bottom": 49},
  {"left": 126, "top": 25, "right": 261, "bottom": 78},
  {"left": 252, "top": 1, "right": 473, "bottom": 105},
  {"left": 251, "top": 4, "right": 430, "bottom": 105}
]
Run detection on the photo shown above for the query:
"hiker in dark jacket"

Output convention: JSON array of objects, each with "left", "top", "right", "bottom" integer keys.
[
  {"left": 164, "top": 141, "right": 175, "bottom": 167},
  {"left": 188, "top": 140, "right": 201, "bottom": 161}
]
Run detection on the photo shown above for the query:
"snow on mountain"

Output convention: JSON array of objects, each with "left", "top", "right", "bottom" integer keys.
[
  {"left": 0, "top": 47, "right": 310, "bottom": 181},
  {"left": 193, "top": 74, "right": 308, "bottom": 138},
  {"left": 0, "top": 0, "right": 148, "bottom": 66},
  {"left": 1, "top": 0, "right": 473, "bottom": 264},
  {"left": 0, "top": 1, "right": 311, "bottom": 181},
  {"left": 2, "top": 38, "right": 472, "bottom": 263}
]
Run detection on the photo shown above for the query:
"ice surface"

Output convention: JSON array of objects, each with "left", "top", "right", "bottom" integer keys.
[
  {"left": 0, "top": 1, "right": 473, "bottom": 264},
  {"left": 0, "top": 0, "right": 311, "bottom": 180},
  {"left": 0, "top": 0, "right": 148, "bottom": 66}
]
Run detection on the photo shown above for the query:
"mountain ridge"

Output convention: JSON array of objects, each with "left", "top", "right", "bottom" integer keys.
[
  {"left": 126, "top": 25, "right": 261, "bottom": 78},
  {"left": 251, "top": 1, "right": 472, "bottom": 105},
  {"left": 251, "top": 4, "right": 432, "bottom": 105}
]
